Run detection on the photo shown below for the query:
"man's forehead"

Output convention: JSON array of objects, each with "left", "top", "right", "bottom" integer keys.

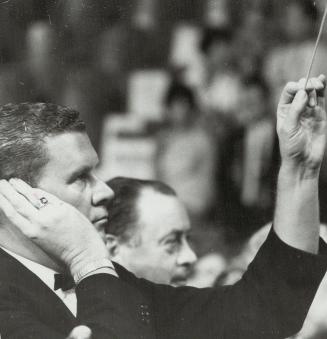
[
  {"left": 42, "top": 132, "right": 98, "bottom": 171},
  {"left": 137, "top": 189, "right": 190, "bottom": 238}
]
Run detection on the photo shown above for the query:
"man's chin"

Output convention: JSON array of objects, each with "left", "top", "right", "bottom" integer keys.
[
  {"left": 171, "top": 276, "right": 188, "bottom": 287},
  {"left": 92, "top": 218, "right": 108, "bottom": 240}
]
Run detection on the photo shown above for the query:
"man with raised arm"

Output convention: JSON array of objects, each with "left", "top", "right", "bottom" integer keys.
[{"left": 0, "top": 76, "right": 326, "bottom": 339}]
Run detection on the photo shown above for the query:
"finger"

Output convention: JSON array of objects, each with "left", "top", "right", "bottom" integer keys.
[
  {"left": 9, "top": 178, "right": 62, "bottom": 207},
  {"left": 287, "top": 89, "right": 308, "bottom": 128},
  {"left": 300, "top": 77, "right": 325, "bottom": 108},
  {"left": 33, "top": 188, "right": 63, "bottom": 204},
  {"left": 9, "top": 178, "right": 43, "bottom": 209},
  {"left": 301, "top": 78, "right": 319, "bottom": 107},
  {"left": 308, "top": 89, "right": 317, "bottom": 108},
  {"left": 299, "top": 77, "right": 319, "bottom": 92},
  {"left": 318, "top": 74, "right": 326, "bottom": 87},
  {"left": 0, "top": 180, "right": 38, "bottom": 218},
  {"left": 309, "top": 77, "right": 326, "bottom": 107},
  {"left": 279, "top": 81, "right": 300, "bottom": 105},
  {"left": 307, "top": 79, "right": 317, "bottom": 107},
  {"left": 279, "top": 78, "right": 316, "bottom": 105},
  {"left": 66, "top": 326, "right": 92, "bottom": 339},
  {"left": 298, "top": 77, "right": 307, "bottom": 91},
  {"left": 0, "top": 193, "right": 35, "bottom": 237},
  {"left": 310, "top": 76, "right": 325, "bottom": 91}
]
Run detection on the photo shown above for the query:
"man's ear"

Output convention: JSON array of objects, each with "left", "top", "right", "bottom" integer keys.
[{"left": 105, "top": 234, "right": 119, "bottom": 258}]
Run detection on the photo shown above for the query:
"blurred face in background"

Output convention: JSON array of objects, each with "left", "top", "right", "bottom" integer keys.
[
  {"left": 284, "top": 3, "right": 312, "bottom": 41},
  {"left": 187, "top": 253, "right": 227, "bottom": 288},
  {"left": 108, "top": 189, "right": 197, "bottom": 286},
  {"left": 206, "top": 40, "right": 232, "bottom": 71},
  {"left": 236, "top": 84, "right": 266, "bottom": 126},
  {"left": 167, "top": 98, "right": 193, "bottom": 127}
]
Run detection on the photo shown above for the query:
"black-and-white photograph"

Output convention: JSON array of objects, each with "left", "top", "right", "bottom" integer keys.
[{"left": 0, "top": 0, "right": 327, "bottom": 338}]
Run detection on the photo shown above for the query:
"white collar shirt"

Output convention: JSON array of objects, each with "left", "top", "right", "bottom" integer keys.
[{"left": 1, "top": 247, "right": 77, "bottom": 317}]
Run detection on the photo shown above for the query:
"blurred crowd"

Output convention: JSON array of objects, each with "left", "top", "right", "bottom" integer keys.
[
  {"left": 2, "top": 0, "right": 327, "bottom": 237},
  {"left": 2, "top": 1, "right": 327, "bottom": 337}
]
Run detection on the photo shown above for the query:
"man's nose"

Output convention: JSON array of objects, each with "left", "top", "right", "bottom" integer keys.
[
  {"left": 92, "top": 176, "right": 114, "bottom": 206},
  {"left": 177, "top": 240, "right": 197, "bottom": 267}
]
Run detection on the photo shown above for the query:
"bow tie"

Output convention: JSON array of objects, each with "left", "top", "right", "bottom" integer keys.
[{"left": 54, "top": 273, "right": 75, "bottom": 291}]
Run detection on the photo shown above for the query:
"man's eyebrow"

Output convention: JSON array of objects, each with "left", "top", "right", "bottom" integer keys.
[
  {"left": 67, "top": 165, "right": 93, "bottom": 182},
  {"left": 159, "top": 230, "right": 184, "bottom": 243},
  {"left": 67, "top": 156, "right": 99, "bottom": 182}
]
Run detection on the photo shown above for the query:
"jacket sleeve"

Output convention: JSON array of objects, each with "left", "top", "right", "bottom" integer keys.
[
  {"left": 75, "top": 273, "right": 155, "bottom": 339},
  {"left": 220, "top": 229, "right": 327, "bottom": 338},
  {"left": 144, "top": 228, "right": 327, "bottom": 339},
  {"left": 0, "top": 273, "right": 155, "bottom": 339}
]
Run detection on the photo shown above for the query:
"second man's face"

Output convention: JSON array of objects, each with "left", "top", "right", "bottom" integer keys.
[{"left": 112, "top": 189, "right": 197, "bottom": 286}]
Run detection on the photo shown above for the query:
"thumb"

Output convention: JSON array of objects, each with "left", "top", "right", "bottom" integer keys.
[
  {"left": 66, "top": 325, "right": 92, "bottom": 339},
  {"left": 287, "top": 89, "right": 308, "bottom": 129}
]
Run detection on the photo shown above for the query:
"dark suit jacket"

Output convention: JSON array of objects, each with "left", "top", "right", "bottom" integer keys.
[
  {"left": 0, "top": 249, "right": 155, "bottom": 339},
  {"left": 0, "top": 229, "right": 326, "bottom": 339}
]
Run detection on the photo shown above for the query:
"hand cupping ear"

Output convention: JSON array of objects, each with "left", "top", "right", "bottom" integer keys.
[{"left": 0, "top": 178, "right": 110, "bottom": 277}]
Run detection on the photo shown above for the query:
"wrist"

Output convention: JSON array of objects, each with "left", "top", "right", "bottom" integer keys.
[
  {"left": 279, "top": 160, "right": 321, "bottom": 182},
  {"left": 72, "top": 258, "right": 115, "bottom": 284},
  {"left": 68, "top": 247, "right": 110, "bottom": 279},
  {"left": 78, "top": 267, "right": 118, "bottom": 283},
  {"left": 275, "top": 161, "right": 321, "bottom": 255}
]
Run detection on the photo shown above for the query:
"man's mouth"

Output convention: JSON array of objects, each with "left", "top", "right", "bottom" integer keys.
[
  {"left": 93, "top": 217, "right": 109, "bottom": 237},
  {"left": 171, "top": 271, "right": 190, "bottom": 287},
  {"left": 171, "top": 277, "right": 188, "bottom": 287},
  {"left": 93, "top": 216, "right": 108, "bottom": 225}
]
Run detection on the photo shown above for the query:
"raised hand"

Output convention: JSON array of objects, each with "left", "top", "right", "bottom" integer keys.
[
  {"left": 0, "top": 178, "right": 109, "bottom": 277},
  {"left": 274, "top": 75, "right": 327, "bottom": 254},
  {"left": 277, "top": 75, "right": 326, "bottom": 177}
]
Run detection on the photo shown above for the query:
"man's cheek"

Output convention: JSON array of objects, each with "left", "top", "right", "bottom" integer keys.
[
  {"left": 67, "top": 194, "right": 90, "bottom": 215},
  {"left": 162, "top": 255, "right": 177, "bottom": 275}
]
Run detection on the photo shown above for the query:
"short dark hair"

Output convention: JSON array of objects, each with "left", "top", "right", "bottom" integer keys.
[
  {"left": 200, "top": 27, "right": 234, "bottom": 55},
  {"left": 164, "top": 82, "right": 196, "bottom": 110},
  {"left": 105, "top": 177, "right": 176, "bottom": 242},
  {"left": 0, "top": 102, "right": 85, "bottom": 185}
]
